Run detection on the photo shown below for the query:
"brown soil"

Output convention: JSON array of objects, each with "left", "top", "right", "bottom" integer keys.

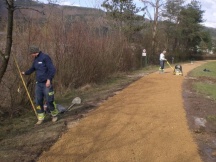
[
  {"left": 183, "top": 71, "right": 216, "bottom": 162},
  {"left": 37, "top": 61, "right": 208, "bottom": 162},
  {"left": 1, "top": 61, "right": 216, "bottom": 162}
]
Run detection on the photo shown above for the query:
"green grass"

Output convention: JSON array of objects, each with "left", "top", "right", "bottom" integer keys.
[
  {"left": 190, "top": 61, "right": 216, "bottom": 78},
  {"left": 189, "top": 61, "right": 216, "bottom": 122},
  {"left": 193, "top": 82, "right": 216, "bottom": 99},
  {"left": 189, "top": 61, "right": 216, "bottom": 100}
]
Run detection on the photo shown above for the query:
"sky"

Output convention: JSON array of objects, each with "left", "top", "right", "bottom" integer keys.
[{"left": 38, "top": 0, "right": 216, "bottom": 28}]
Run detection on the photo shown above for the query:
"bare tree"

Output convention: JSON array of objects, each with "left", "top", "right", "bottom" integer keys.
[
  {"left": 0, "top": 0, "right": 14, "bottom": 84},
  {"left": 0, "top": 0, "right": 45, "bottom": 84},
  {"left": 140, "top": 0, "right": 165, "bottom": 60}
]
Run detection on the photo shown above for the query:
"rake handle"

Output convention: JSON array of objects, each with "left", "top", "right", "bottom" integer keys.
[
  {"left": 166, "top": 61, "right": 174, "bottom": 71},
  {"left": 67, "top": 103, "right": 75, "bottom": 111},
  {"left": 13, "top": 54, "right": 37, "bottom": 118}
]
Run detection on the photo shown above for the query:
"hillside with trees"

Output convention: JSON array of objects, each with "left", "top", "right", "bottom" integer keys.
[{"left": 0, "top": 0, "right": 215, "bottom": 118}]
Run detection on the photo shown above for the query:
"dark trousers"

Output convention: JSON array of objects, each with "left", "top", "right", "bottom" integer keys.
[
  {"left": 35, "top": 82, "right": 55, "bottom": 114},
  {"left": 160, "top": 60, "right": 165, "bottom": 69}
]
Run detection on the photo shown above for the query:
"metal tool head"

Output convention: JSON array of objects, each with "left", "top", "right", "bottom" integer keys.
[{"left": 72, "top": 97, "right": 81, "bottom": 105}]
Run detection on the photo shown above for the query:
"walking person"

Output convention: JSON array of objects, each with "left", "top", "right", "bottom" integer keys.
[
  {"left": 159, "top": 50, "right": 167, "bottom": 73},
  {"left": 22, "top": 45, "right": 58, "bottom": 124}
]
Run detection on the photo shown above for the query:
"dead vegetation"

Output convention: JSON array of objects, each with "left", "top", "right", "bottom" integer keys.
[{"left": 0, "top": 67, "right": 154, "bottom": 162}]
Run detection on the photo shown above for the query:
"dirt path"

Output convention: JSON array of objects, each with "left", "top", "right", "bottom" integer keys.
[{"left": 38, "top": 61, "right": 207, "bottom": 162}]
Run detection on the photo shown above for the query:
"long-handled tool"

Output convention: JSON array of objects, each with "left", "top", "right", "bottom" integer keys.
[
  {"left": 67, "top": 97, "right": 81, "bottom": 111},
  {"left": 166, "top": 60, "right": 174, "bottom": 71},
  {"left": 13, "top": 54, "right": 38, "bottom": 118}
]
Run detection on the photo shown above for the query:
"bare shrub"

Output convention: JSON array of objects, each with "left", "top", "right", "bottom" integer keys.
[{"left": 0, "top": 5, "right": 143, "bottom": 116}]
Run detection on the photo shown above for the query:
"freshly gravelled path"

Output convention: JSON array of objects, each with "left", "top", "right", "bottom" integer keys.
[{"left": 38, "top": 61, "right": 207, "bottom": 162}]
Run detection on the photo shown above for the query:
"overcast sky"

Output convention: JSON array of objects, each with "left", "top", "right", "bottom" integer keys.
[{"left": 39, "top": 0, "right": 216, "bottom": 28}]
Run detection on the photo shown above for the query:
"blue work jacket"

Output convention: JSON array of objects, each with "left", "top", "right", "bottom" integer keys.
[{"left": 25, "top": 52, "right": 56, "bottom": 83}]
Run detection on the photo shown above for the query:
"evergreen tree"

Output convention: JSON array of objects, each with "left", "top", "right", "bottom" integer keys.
[
  {"left": 102, "top": 0, "right": 144, "bottom": 42},
  {"left": 178, "top": 0, "right": 204, "bottom": 51},
  {"left": 163, "top": 0, "right": 212, "bottom": 55},
  {"left": 162, "top": 0, "right": 185, "bottom": 51}
]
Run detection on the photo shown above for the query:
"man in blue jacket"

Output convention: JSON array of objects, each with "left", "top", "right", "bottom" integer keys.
[{"left": 22, "top": 45, "right": 58, "bottom": 124}]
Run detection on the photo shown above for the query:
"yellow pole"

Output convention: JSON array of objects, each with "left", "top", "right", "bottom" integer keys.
[
  {"left": 166, "top": 60, "right": 174, "bottom": 71},
  {"left": 12, "top": 54, "right": 38, "bottom": 118}
]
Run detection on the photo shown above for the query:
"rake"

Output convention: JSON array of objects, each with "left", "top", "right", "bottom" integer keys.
[
  {"left": 166, "top": 60, "right": 174, "bottom": 71},
  {"left": 67, "top": 97, "right": 82, "bottom": 111}
]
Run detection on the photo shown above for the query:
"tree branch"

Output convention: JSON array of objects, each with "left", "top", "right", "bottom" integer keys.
[
  {"left": 0, "top": 50, "right": 4, "bottom": 61},
  {"left": 14, "top": 6, "right": 45, "bottom": 15}
]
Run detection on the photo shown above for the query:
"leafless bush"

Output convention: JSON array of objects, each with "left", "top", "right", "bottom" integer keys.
[{"left": 0, "top": 5, "right": 143, "bottom": 117}]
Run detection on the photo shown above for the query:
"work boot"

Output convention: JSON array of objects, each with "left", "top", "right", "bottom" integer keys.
[
  {"left": 52, "top": 116, "right": 58, "bottom": 122},
  {"left": 35, "top": 120, "right": 43, "bottom": 125}
]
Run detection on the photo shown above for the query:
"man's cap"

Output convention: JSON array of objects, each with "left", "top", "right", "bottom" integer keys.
[{"left": 29, "top": 45, "right": 40, "bottom": 54}]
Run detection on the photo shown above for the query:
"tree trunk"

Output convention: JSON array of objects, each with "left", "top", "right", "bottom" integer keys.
[
  {"left": 151, "top": 0, "right": 159, "bottom": 57},
  {"left": 0, "top": 0, "right": 14, "bottom": 83}
]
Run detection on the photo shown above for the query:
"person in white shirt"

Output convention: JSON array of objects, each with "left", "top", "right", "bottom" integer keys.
[{"left": 159, "top": 50, "right": 167, "bottom": 73}]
